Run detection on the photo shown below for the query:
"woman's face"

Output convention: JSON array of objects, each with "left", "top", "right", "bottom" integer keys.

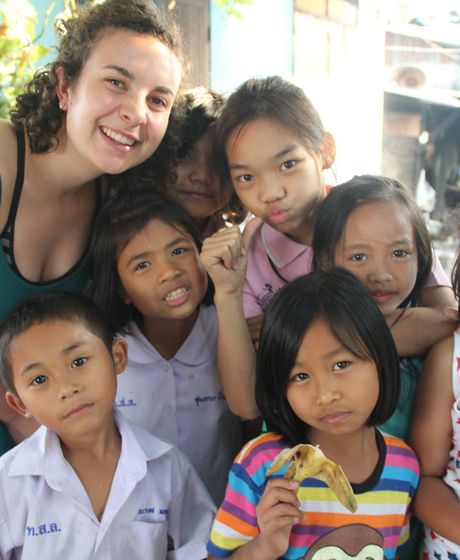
[{"left": 59, "top": 28, "right": 181, "bottom": 176}]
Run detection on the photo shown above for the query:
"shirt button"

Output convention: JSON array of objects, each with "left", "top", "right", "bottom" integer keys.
[{"left": 165, "top": 406, "right": 174, "bottom": 415}]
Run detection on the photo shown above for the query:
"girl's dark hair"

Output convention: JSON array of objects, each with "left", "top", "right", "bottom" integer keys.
[
  {"left": 312, "top": 174, "right": 433, "bottom": 308},
  {"left": 10, "top": 0, "right": 183, "bottom": 153},
  {"left": 0, "top": 292, "right": 114, "bottom": 395},
  {"left": 176, "top": 87, "right": 226, "bottom": 159},
  {"left": 452, "top": 250, "right": 460, "bottom": 321},
  {"left": 255, "top": 268, "right": 400, "bottom": 446},
  {"left": 174, "top": 87, "right": 246, "bottom": 223},
  {"left": 89, "top": 190, "right": 213, "bottom": 334},
  {"left": 213, "top": 75, "right": 325, "bottom": 204}
]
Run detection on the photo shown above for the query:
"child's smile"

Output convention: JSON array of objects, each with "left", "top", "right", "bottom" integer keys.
[{"left": 116, "top": 219, "right": 208, "bottom": 326}]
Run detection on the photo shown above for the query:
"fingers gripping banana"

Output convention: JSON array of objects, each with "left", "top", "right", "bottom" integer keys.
[{"left": 266, "top": 444, "right": 358, "bottom": 513}]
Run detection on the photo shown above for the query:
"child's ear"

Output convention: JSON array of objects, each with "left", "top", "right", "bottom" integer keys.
[
  {"left": 5, "top": 391, "right": 32, "bottom": 418},
  {"left": 322, "top": 132, "right": 336, "bottom": 169},
  {"left": 116, "top": 282, "right": 131, "bottom": 305},
  {"left": 112, "top": 339, "right": 128, "bottom": 375}
]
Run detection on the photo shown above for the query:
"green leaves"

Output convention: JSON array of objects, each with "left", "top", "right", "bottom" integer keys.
[
  {"left": 0, "top": 0, "right": 50, "bottom": 119},
  {"left": 212, "top": 0, "right": 253, "bottom": 20}
]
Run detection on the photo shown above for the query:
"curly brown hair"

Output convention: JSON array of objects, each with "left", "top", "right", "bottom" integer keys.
[{"left": 9, "top": 0, "right": 183, "bottom": 154}]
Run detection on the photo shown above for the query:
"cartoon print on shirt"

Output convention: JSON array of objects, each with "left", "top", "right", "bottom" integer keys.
[
  {"left": 257, "top": 283, "right": 280, "bottom": 312},
  {"left": 303, "top": 524, "right": 385, "bottom": 560}
]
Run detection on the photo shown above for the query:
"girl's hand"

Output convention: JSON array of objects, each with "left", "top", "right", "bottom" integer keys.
[
  {"left": 201, "top": 222, "right": 258, "bottom": 296},
  {"left": 253, "top": 478, "right": 303, "bottom": 559}
]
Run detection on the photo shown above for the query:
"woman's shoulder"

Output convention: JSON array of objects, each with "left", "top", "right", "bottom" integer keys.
[
  {"left": 0, "top": 120, "right": 18, "bottom": 167},
  {"left": 0, "top": 121, "right": 19, "bottom": 217}
]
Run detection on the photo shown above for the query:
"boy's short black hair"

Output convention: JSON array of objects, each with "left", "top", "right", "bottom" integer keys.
[
  {"left": 255, "top": 268, "right": 400, "bottom": 446},
  {"left": 0, "top": 292, "right": 114, "bottom": 395}
]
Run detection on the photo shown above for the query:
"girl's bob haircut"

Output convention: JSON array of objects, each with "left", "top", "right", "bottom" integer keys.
[
  {"left": 89, "top": 190, "right": 213, "bottom": 333},
  {"left": 312, "top": 174, "right": 433, "bottom": 308},
  {"left": 256, "top": 267, "right": 400, "bottom": 446}
]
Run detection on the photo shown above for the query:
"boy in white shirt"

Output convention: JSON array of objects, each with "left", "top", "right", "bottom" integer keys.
[{"left": 0, "top": 292, "right": 215, "bottom": 559}]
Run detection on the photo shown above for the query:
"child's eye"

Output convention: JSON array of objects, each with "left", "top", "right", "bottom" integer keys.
[
  {"left": 393, "top": 249, "right": 409, "bottom": 258},
  {"left": 291, "top": 372, "right": 310, "bottom": 382},
  {"left": 235, "top": 173, "right": 254, "bottom": 184},
  {"left": 31, "top": 375, "right": 48, "bottom": 386},
  {"left": 177, "top": 152, "right": 193, "bottom": 162},
  {"left": 135, "top": 261, "right": 150, "bottom": 271},
  {"left": 333, "top": 361, "right": 351, "bottom": 371},
  {"left": 350, "top": 253, "right": 367, "bottom": 262},
  {"left": 280, "top": 160, "right": 296, "bottom": 171},
  {"left": 71, "top": 357, "right": 87, "bottom": 368},
  {"left": 172, "top": 247, "right": 188, "bottom": 256}
]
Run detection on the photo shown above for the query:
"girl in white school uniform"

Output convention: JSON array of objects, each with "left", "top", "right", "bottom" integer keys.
[{"left": 90, "top": 190, "right": 242, "bottom": 504}]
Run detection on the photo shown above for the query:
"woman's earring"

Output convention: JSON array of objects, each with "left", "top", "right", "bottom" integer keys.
[{"left": 59, "top": 100, "right": 65, "bottom": 111}]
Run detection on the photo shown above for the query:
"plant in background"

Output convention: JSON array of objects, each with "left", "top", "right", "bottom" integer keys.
[
  {"left": 211, "top": 0, "right": 253, "bottom": 19},
  {"left": 0, "top": 0, "right": 49, "bottom": 119}
]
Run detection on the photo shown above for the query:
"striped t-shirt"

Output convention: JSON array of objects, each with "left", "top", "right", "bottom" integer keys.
[{"left": 208, "top": 430, "right": 419, "bottom": 560}]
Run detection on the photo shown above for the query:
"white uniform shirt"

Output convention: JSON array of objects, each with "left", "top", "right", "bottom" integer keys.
[
  {"left": 0, "top": 411, "right": 215, "bottom": 559},
  {"left": 116, "top": 305, "right": 242, "bottom": 505}
]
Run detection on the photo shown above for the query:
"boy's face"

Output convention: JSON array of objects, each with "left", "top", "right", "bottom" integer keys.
[{"left": 6, "top": 320, "right": 126, "bottom": 442}]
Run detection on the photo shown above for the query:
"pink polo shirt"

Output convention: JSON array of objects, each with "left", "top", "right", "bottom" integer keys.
[{"left": 243, "top": 221, "right": 451, "bottom": 318}]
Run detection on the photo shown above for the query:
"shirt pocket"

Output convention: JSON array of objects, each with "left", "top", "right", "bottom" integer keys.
[{"left": 121, "top": 519, "right": 168, "bottom": 558}]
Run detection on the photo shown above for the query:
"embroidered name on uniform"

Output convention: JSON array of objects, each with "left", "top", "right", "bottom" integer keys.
[
  {"left": 138, "top": 507, "right": 155, "bottom": 514},
  {"left": 115, "top": 397, "right": 137, "bottom": 408},
  {"left": 26, "top": 523, "right": 61, "bottom": 537},
  {"left": 195, "top": 391, "right": 225, "bottom": 407},
  {"left": 136, "top": 507, "right": 169, "bottom": 521}
]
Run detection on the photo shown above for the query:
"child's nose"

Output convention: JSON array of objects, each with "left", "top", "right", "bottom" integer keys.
[
  {"left": 259, "top": 175, "right": 284, "bottom": 203},
  {"left": 57, "top": 377, "right": 81, "bottom": 400},
  {"left": 190, "top": 157, "right": 211, "bottom": 185},
  {"left": 368, "top": 260, "right": 392, "bottom": 283},
  {"left": 316, "top": 379, "right": 341, "bottom": 406},
  {"left": 157, "top": 260, "right": 182, "bottom": 283}
]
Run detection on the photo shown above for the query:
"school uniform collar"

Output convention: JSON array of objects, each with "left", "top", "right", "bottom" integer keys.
[
  {"left": 261, "top": 223, "right": 311, "bottom": 269},
  {"left": 125, "top": 305, "right": 216, "bottom": 367},
  {"left": 7, "top": 408, "right": 172, "bottom": 482}
]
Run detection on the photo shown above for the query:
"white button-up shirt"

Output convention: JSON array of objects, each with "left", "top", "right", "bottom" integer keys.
[
  {"left": 116, "top": 306, "right": 242, "bottom": 505},
  {"left": 0, "top": 411, "right": 215, "bottom": 559}
]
